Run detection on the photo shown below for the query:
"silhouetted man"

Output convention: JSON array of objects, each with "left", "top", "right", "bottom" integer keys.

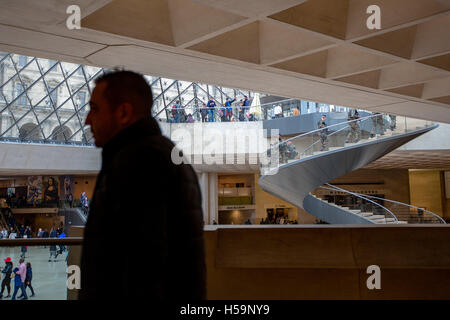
[{"left": 80, "top": 70, "right": 206, "bottom": 300}]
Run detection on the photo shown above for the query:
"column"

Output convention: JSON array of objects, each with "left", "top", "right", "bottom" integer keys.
[{"left": 208, "top": 173, "right": 218, "bottom": 224}]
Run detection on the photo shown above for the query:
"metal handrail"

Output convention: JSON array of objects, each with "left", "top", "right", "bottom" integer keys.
[
  {"left": 270, "top": 113, "right": 387, "bottom": 152},
  {"left": 321, "top": 184, "right": 399, "bottom": 223},
  {"left": 350, "top": 193, "right": 446, "bottom": 224},
  {"left": 301, "top": 123, "right": 350, "bottom": 156}
]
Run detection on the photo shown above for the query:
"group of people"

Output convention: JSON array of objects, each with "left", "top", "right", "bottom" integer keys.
[
  {"left": 170, "top": 96, "right": 257, "bottom": 123},
  {"left": 261, "top": 211, "right": 298, "bottom": 225},
  {"left": 279, "top": 139, "right": 299, "bottom": 164},
  {"left": 317, "top": 110, "right": 398, "bottom": 151},
  {"left": 0, "top": 257, "right": 34, "bottom": 300}
]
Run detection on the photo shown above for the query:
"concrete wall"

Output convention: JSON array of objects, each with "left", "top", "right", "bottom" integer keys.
[
  {"left": 204, "top": 225, "right": 450, "bottom": 299},
  {"left": 68, "top": 225, "right": 450, "bottom": 299}
]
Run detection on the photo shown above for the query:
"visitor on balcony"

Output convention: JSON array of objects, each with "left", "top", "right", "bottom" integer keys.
[
  {"left": 224, "top": 97, "right": 235, "bottom": 121},
  {"left": 200, "top": 103, "right": 208, "bottom": 122},
  {"left": 207, "top": 98, "right": 216, "bottom": 122}
]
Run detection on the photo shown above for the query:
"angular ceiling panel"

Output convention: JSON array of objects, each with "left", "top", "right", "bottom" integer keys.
[
  {"left": 354, "top": 26, "right": 418, "bottom": 59},
  {"left": 271, "top": 50, "right": 328, "bottom": 78},
  {"left": 82, "top": 0, "right": 175, "bottom": 46},
  {"left": 259, "top": 20, "right": 334, "bottom": 65},
  {"left": 346, "top": 0, "right": 450, "bottom": 40},
  {"left": 168, "top": 0, "right": 247, "bottom": 46},
  {"left": 187, "top": 22, "right": 260, "bottom": 64},
  {"left": 418, "top": 54, "right": 450, "bottom": 72},
  {"left": 326, "top": 45, "right": 398, "bottom": 79},
  {"left": 269, "top": 0, "right": 350, "bottom": 39},
  {"left": 335, "top": 70, "right": 381, "bottom": 89},
  {"left": 386, "top": 83, "right": 425, "bottom": 98},
  {"left": 192, "top": 0, "right": 308, "bottom": 17},
  {"left": 379, "top": 63, "right": 448, "bottom": 90}
]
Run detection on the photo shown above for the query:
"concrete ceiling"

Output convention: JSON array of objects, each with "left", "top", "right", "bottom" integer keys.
[
  {"left": 364, "top": 150, "right": 450, "bottom": 169},
  {"left": 0, "top": 0, "right": 449, "bottom": 122}
]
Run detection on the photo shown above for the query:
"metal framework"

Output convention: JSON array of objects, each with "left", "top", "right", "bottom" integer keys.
[{"left": 0, "top": 52, "right": 257, "bottom": 146}]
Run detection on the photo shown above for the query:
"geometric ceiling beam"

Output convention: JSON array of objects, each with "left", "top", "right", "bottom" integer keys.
[
  {"left": 187, "top": 22, "right": 260, "bottom": 64},
  {"left": 269, "top": 0, "right": 350, "bottom": 40},
  {"left": 410, "top": 15, "right": 450, "bottom": 60},
  {"left": 378, "top": 62, "right": 449, "bottom": 90},
  {"left": 325, "top": 45, "right": 398, "bottom": 79},
  {"left": 345, "top": 0, "right": 450, "bottom": 40},
  {"left": 385, "top": 83, "right": 425, "bottom": 99},
  {"left": 191, "top": 0, "right": 309, "bottom": 18},
  {"left": 422, "top": 77, "right": 450, "bottom": 99},
  {"left": 0, "top": 25, "right": 106, "bottom": 59},
  {"left": 259, "top": 20, "right": 335, "bottom": 65},
  {"left": 82, "top": 0, "right": 175, "bottom": 46},
  {"left": 270, "top": 50, "right": 328, "bottom": 78},
  {"left": 369, "top": 100, "right": 450, "bottom": 123},
  {"left": 167, "top": 0, "right": 247, "bottom": 47}
]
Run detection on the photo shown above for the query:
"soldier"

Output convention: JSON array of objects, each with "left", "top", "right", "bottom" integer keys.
[
  {"left": 389, "top": 114, "right": 397, "bottom": 131},
  {"left": 370, "top": 112, "right": 385, "bottom": 138},
  {"left": 317, "top": 114, "right": 328, "bottom": 151},
  {"left": 345, "top": 108, "right": 361, "bottom": 143}
]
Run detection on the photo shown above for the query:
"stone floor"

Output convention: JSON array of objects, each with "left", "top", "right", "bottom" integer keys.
[{"left": 0, "top": 246, "right": 75, "bottom": 300}]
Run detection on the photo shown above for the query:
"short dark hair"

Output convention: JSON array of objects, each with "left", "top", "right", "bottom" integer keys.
[{"left": 95, "top": 70, "right": 154, "bottom": 116}]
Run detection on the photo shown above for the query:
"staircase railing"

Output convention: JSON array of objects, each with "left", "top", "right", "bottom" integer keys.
[
  {"left": 263, "top": 114, "right": 434, "bottom": 170},
  {"left": 344, "top": 192, "right": 446, "bottom": 224},
  {"left": 317, "top": 184, "right": 399, "bottom": 223}
]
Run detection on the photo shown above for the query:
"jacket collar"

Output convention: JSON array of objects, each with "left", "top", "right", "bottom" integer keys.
[{"left": 101, "top": 116, "right": 162, "bottom": 166}]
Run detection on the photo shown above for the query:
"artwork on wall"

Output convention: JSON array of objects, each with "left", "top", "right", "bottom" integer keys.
[
  {"left": 7, "top": 188, "right": 15, "bottom": 197},
  {"left": 43, "top": 176, "right": 59, "bottom": 205},
  {"left": 27, "top": 176, "right": 42, "bottom": 205},
  {"left": 60, "top": 176, "right": 74, "bottom": 200}
]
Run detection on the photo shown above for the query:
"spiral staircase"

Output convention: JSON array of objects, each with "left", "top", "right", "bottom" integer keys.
[{"left": 258, "top": 114, "right": 444, "bottom": 224}]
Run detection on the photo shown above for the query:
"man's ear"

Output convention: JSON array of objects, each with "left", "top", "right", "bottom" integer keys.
[{"left": 116, "top": 102, "right": 134, "bottom": 125}]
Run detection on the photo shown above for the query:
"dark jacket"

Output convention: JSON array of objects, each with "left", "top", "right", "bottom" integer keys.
[
  {"left": 26, "top": 267, "right": 32, "bottom": 282},
  {"left": 79, "top": 117, "right": 206, "bottom": 300},
  {"left": 12, "top": 268, "right": 21, "bottom": 286},
  {"left": 2, "top": 263, "right": 12, "bottom": 277}
]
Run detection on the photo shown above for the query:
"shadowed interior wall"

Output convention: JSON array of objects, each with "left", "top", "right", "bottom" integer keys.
[{"left": 409, "top": 170, "right": 445, "bottom": 217}]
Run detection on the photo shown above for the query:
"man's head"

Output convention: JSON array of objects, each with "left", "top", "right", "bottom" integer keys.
[
  {"left": 19, "top": 258, "right": 24, "bottom": 264},
  {"left": 85, "top": 70, "right": 154, "bottom": 148},
  {"left": 321, "top": 115, "right": 326, "bottom": 120}
]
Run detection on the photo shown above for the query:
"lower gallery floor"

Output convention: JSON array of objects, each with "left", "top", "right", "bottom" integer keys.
[{"left": 0, "top": 246, "right": 68, "bottom": 300}]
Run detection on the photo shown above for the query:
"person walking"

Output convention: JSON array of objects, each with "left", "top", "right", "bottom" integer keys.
[
  {"left": 345, "top": 108, "right": 361, "bottom": 143},
  {"left": 0, "top": 257, "right": 13, "bottom": 299},
  {"left": 23, "top": 263, "right": 34, "bottom": 298},
  {"left": 80, "top": 70, "right": 206, "bottom": 300},
  {"left": 11, "top": 259, "right": 27, "bottom": 300},
  {"left": 389, "top": 114, "right": 397, "bottom": 131},
  {"left": 317, "top": 114, "right": 328, "bottom": 151},
  {"left": 20, "top": 245, "right": 27, "bottom": 259},
  {"left": 49, "top": 228, "right": 58, "bottom": 262},
  {"left": 370, "top": 112, "right": 385, "bottom": 138}
]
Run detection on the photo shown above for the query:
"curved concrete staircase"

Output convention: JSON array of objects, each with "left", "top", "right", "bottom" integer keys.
[{"left": 258, "top": 115, "right": 439, "bottom": 224}]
